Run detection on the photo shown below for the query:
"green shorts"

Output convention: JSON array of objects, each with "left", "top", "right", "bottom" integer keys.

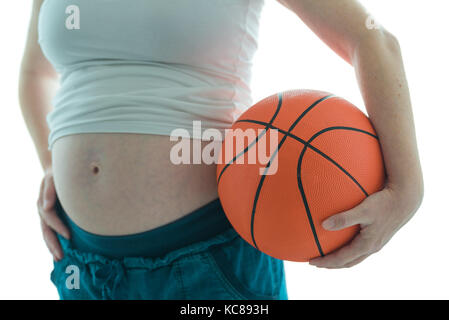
[{"left": 51, "top": 199, "right": 288, "bottom": 300}]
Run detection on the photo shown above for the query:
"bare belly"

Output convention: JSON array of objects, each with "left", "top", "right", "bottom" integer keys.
[{"left": 51, "top": 133, "right": 219, "bottom": 235}]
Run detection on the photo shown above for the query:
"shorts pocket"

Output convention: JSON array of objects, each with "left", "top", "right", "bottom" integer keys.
[
  {"left": 204, "top": 234, "right": 286, "bottom": 300},
  {"left": 50, "top": 258, "right": 65, "bottom": 287},
  {"left": 49, "top": 253, "right": 103, "bottom": 299},
  {"left": 50, "top": 257, "right": 86, "bottom": 299}
]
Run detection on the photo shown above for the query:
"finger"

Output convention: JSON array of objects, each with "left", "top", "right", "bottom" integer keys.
[
  {"left": 41, "top": 219, "right": 63, "bottom": 261},
  {"left": 37, "top": 176, "right": 71, "bottom": 239},
  {"left": 309, "top": 234, "right": 369, "bottom": 268},
  {"left": 322, "top": 204, "right": 371, "bottom": 231},
  {"left": 43, "top": 175, "right": 56, "bottom": 210},
  {"left": 341, "top": 254, "right": 370, "bottom": 268},
  {"left": 324, "top": 254, "right": 371, "bottom": 269},
  {"left": 39, "top": 204, "right": 71, "bottom": 240}
]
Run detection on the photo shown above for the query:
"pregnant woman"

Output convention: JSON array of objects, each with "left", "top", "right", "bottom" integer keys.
[{"left": 19, "top": 0, "right": 423, "bottom": 300}]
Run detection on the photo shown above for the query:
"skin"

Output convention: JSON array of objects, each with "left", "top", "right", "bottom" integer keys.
[
  {"left": 277, "top": 0, "right": 423, "bottom": 268},
  {"left": 20, "top": 0, "right": 219, "bottom": 261},
  {"left": 20, "top": 0, "right": 423, "bottom": 268},
  {"left": 19, "top": 0, "right": 62, "bottom": 260}
]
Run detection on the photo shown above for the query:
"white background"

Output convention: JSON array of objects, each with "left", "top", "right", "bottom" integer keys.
[{"left": 0, "top": 1, "right": 448, "bottom": 299}]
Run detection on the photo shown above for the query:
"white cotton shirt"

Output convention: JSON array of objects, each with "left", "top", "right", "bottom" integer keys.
[{"left": 37, "top": 0, "right": 266, "bottom": 149}]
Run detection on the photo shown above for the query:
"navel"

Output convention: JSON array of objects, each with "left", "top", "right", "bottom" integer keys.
[{"left": 89, "top": 162, "right": 101, "bottom": 175}]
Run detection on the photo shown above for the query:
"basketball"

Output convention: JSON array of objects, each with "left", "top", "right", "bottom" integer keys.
[{"left": 217, "top": 89, "right": 385, "bottom": 262}]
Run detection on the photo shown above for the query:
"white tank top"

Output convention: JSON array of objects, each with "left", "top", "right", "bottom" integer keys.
[{"left": 38, "top": 0, "right": 266, "bottom": 148}]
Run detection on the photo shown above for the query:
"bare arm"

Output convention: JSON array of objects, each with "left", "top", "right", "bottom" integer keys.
[
  {"left": 277, "top": 0, "right": 424, "bottom": 267},
  {"left": 19, "top": 0, "right": 58, "bottom": 171},
  {"left": 19, "top": 0, "right": 70, "bottom": 261}
]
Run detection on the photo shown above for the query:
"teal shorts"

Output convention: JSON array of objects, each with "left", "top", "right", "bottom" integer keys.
[{"left": 51, "top": 199, "right": 288, "bottom": 300}]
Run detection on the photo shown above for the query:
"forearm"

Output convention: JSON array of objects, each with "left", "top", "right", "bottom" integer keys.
[
  {"left": 18, "top": 71, "right": 58, "bottom": 171},
  {"left": 352, "top": 32, "right": 424, "bottom": 203}
]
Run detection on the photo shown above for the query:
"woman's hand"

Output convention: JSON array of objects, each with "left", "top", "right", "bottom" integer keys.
[
  {"left": 37, "top": 168, "right": 70, "bottom": 261},
  {"left": 309, "top": 182, "right": 423, "bottom": 269},
  {"left": 272, "top": 0, "right": 424, "bottom": 269}
]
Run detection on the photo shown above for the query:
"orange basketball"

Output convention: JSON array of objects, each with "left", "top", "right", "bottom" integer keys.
[{"left": 217, "top": 89, "right": 385, "bottom": 262}]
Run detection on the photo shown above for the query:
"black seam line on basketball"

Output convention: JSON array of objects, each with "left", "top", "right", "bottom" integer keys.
[
  {"left": 249, "top": 95, "right": 334, "bottom": 249},
  {"left": 297, "top": 143, "right": 325, "bottom": 257},
  {"left": 247, "top": 124, "right": 376, "bottom": 255},
  {"left": 217, "top": 93, "right": 283, "bottom": 186},
  {"left": 296, "top": 126, "right": 374, "bottom": 257},
  {"left": 286, "top": 95, "right": 335, "bottom": 131},
  {"left": 299, "top": 126, "right": 378, "bottom": 197},
  {"left": 236, "top": 119, "right": 379, "bottom": 141},
  {"left": 297, "top": 126, "right": 376, "bottom": 257},
  {"left": 237, "top": 120, "right": 377, "bottom": 196}
]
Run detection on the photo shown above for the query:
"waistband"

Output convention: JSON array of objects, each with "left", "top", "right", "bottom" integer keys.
[{"left": 56, "top": 199, "right": 233, "bottom": 259}]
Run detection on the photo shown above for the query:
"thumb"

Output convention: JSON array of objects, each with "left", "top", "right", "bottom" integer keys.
[{"left": 322, "top": 205, "right": 369, "bottom": 231}]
